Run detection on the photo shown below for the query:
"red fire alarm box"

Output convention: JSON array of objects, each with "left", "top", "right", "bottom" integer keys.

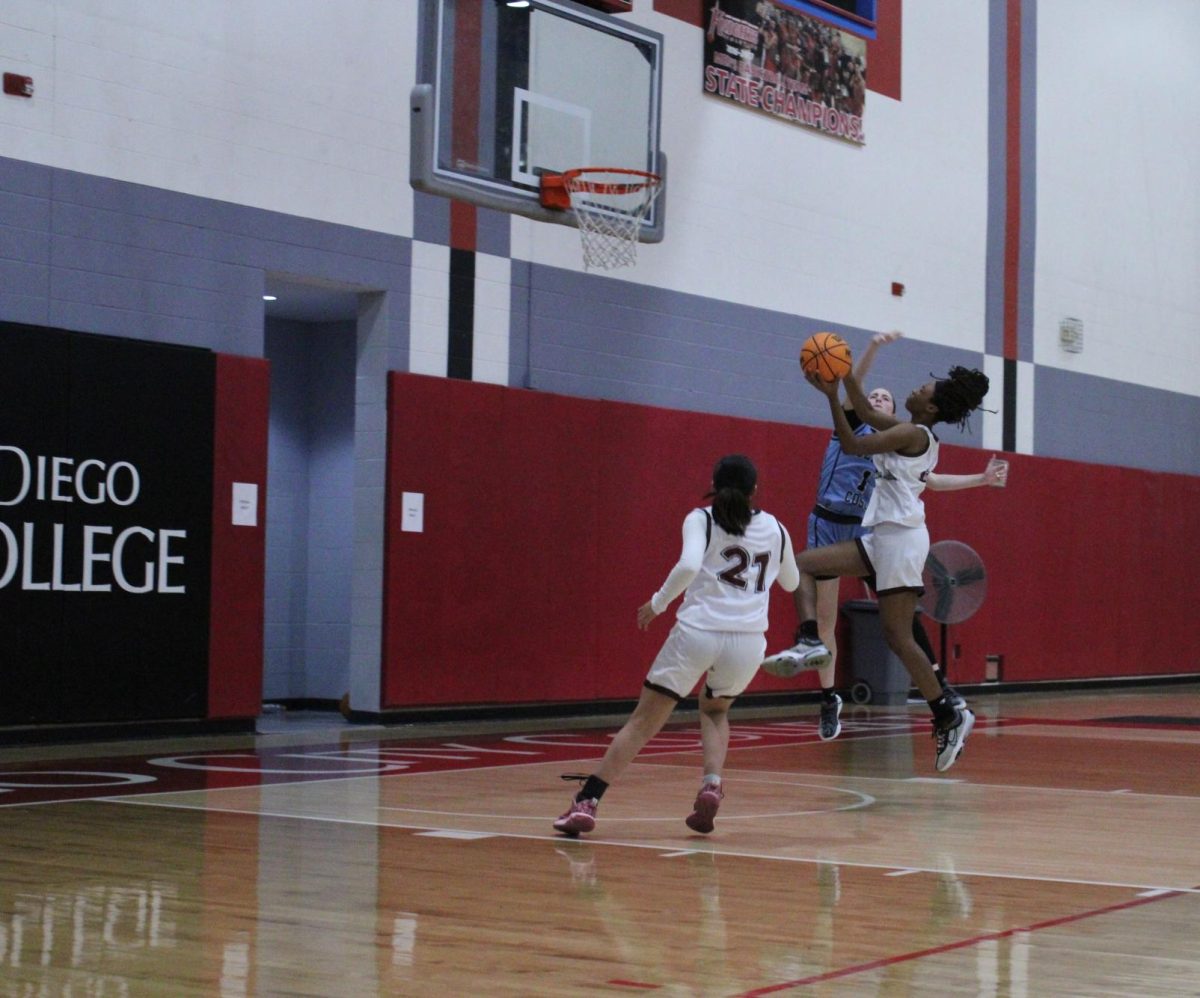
[{"left": 3, "top": 73, "right": 34, "bottom": 98}]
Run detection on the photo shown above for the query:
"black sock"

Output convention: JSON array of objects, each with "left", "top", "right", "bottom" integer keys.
[
  {"left": 799, "top": 619, "right": 820, "bottom": 642},
  {"left": 821, "top": 686, "right": 837, "bottom": 703},
  {"left": 912, "top": 615, "right": 938, "bottom": 665},
  {"left": 927, "top": 694, "right": 957, "bottom": 725},
  {"left": 577, "top": 775, "right": 608, "bottom": 802}
]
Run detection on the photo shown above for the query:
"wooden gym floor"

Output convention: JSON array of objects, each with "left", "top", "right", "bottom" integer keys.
[{"left": 0, "top": 684, "right": 1197, "bottom": 995}]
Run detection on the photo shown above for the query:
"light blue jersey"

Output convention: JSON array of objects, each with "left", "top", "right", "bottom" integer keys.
[{"left": 813, "top": 411, "right": 875, "bottom": 518}]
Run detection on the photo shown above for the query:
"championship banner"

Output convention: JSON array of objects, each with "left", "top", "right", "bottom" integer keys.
[
  {"left": 704, "top": 0, "right": 867, "bottom": 145},
  {"left": 0, "top": 324, "right": 215, "bottom": 725}
]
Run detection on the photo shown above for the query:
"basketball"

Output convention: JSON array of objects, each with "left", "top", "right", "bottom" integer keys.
[{"left": 800, "top": 332, "right": 853, "bottom": 383}]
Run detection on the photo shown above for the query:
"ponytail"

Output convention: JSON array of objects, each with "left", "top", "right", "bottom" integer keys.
[
  {"left": 706, "top": 454, "right": 758, "bottom": 536},
  {"left": 710, "top": 486, "right": 752, "bottom": 536}
]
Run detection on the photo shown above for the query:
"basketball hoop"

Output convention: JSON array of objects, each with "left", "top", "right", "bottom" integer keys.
[{"left": 540, "top": 168, "right": 661, "bottom": 271}]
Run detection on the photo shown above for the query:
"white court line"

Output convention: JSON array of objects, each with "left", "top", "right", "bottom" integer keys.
[
  {"left": 635, "top": 762, "right": 1200, "bottom": 802},
  {"left": 415, "top": 829, "right": 496, "bottom": 840},
  {"left": 98, "top": 795, "right": 1200, "bottom": 896},
  {"left": 885, "top": 869, "right": 922, "bottom": 877}
]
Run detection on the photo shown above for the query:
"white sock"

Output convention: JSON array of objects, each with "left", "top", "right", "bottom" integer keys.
[{"left": 702, "top": 774, "right": 721, "bottom": 786}]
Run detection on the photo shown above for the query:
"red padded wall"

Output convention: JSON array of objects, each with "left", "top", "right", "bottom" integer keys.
[
  {"left": 383, "top": 374, "right": 828, "bottom": 708},
  {"left": 917, "top": 448, "right": 1200, "bottom": 684},
  {"left": 383, "top": 374, "right": 1200, "bottom": 708},
  {"left": 207, "top": 354, "right": 269, "bottom": 718}
]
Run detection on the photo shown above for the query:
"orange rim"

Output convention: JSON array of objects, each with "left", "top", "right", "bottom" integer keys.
[{"left": 561, "top": 167, "right": 660, "bottom": 196}]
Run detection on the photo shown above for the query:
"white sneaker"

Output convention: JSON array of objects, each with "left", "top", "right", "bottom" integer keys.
[
  {"left": 933, "top": 707, "right": 975, "bottom": 772},
  {"left": 761, "top": 637, "right": 832, "bottom": 678}
]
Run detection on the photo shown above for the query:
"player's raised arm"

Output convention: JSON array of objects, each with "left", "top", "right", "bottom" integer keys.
[{"left": 845, "top": 332, "right": 903, "bottom": 430}]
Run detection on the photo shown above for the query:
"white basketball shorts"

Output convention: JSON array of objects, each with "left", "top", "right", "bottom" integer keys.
[
  {"left": 857, "top": 522, "right": 930, "bottom": 594},
  {"left": 646, "top": 621, "right": 767, "bottom": 700}
]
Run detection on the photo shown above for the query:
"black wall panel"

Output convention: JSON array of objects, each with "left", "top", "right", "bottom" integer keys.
[{"left": 0, "top": 323, "right": 214, "bottom": 725}]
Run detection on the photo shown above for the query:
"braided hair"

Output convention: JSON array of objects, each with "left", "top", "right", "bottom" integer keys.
[{"left": 931, "top": 367, "right": 990, "bottom": 431}]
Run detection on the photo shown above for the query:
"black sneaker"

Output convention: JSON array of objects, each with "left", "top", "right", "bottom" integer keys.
[
  {"left": 933, "top": 707, "right": 975, "bottom": 772},
  {"left": 943, "top": 685, "right": 967, "bottom": 710},
  {"left": 818, "top": 694, "right": 843, "bottom": 741}
]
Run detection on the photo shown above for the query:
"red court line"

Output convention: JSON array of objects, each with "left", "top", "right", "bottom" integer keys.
[
  {"left": 995, "top": 716, "right": 1200, "bottom": 732},
  {"left": 733, "top": 887, "right": 1190, "bottom": 996}
]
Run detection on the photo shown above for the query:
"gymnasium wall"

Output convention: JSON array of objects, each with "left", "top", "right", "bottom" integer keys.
[
  {"left": 383, "top": 374, "right": 1200, "bottom": 709},
  {"left": 1033, "top": 0, "right": 1200, "bottom": 403},
  {"left": 3, "top": 0, "right": 1197, "bottom": 461},
  {"left": 0, "top": 155, "right": 411, "bottom": 356},
  {"left": 517, "top": 3, "right": 992, "bottom": 350},
  {"left": 1, "top": 0, "right": 1198, "bottom": 720},
  {"left": 0, "top": 0, "right": 415, "bottom": 237}
]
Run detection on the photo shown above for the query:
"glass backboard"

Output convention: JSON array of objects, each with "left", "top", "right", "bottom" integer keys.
[{"left": 411, "top": 0, "right": 665, "bottom": 241}]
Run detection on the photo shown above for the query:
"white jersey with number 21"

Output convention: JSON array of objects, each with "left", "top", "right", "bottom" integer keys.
[{"left": 651, "top": 507, "right": 799, "bottom": 633}]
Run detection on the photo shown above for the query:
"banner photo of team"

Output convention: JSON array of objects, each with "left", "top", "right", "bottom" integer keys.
[{"left": 704, "top": 0, "right": 867, "bottom": 145}]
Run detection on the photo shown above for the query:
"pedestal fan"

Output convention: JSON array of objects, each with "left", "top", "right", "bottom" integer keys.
[{"left": 920, "top": 540, "right": 988, "bottom": 672}]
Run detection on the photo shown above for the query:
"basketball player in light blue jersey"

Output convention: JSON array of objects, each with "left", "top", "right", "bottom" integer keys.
[{"left": 801, "top": 332, "right": 900, "bottom": 739}]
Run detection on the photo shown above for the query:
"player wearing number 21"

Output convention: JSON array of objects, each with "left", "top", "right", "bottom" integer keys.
[{"left": 553, "top": 454, "right": 799, "bottom": 838}]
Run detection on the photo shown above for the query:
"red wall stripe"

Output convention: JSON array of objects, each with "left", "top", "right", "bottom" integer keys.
[
  {"left": 451, "top": 0, "right": 482, "bottom": 181},
  {"left": 207, "top": 354, "right": 270, "bottom": 718},
  {"left": 448, "top": 5, "right": 479, "bottom": 257},
  {"left": 866, "top": 0, "right": 902, "bottom": 101},
  {"left": 450, "top": 200, "right": 477, "bottom": 253}
]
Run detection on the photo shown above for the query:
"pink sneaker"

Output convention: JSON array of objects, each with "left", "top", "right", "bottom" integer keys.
[
  {"left": 685, "top": 781, "right": 724, "bottom": 834},
  {"left": 553, "top": 797, "right": 597, "bottom": 836}
]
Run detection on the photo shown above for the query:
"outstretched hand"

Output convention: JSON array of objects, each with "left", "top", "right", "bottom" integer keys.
[
  {"left": 984, "top": 454, "right": 1009, "bottom": 487},
  {"left": 872, "top": 330, "right": 904, "bottom": 347},
  {"left": 804, "top": 369, "right": 842, "bottom": 396}
]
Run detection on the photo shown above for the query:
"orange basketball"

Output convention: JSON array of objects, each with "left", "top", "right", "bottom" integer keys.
[{"left": 800, "top": 332, "right": 852, "bottom": 383}]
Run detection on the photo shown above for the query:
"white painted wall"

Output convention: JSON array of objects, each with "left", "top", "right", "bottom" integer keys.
[
  {"left": 516, "top": 0, "right": 991, "bottom": 352},
  {"left": 1035, "top": 0, "right": 1200, "bottom": 395},
  {"left": 0, "top": 0, "right": 414, "bottom": 236},
  {"left": 3, "top": 0, "right": 1196, "bottom": 400}
]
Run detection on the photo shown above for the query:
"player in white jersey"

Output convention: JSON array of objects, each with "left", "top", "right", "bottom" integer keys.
[
  {"left": 783, "top": 359, "right": 991, "bottom": 772},
  {"left": 553, "top": 454, "right": 799, "bottom": 837},
  {"left": 765, "top": 333, "right": 1008, "bottom": 741}
]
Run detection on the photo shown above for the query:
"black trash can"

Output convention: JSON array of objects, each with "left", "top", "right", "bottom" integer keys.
[{"left": 841, "top": 599, "right": 914, "bottom": 705}]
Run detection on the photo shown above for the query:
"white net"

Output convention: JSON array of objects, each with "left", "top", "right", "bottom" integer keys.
[{"left": 564, "top": 169, "right": 661, "bottom": 271}]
